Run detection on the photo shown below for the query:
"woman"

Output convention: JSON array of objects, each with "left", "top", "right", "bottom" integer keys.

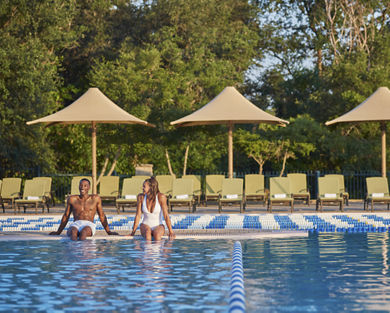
[{"left": 130, "top": 177, "right": 175, "bottom": 240}]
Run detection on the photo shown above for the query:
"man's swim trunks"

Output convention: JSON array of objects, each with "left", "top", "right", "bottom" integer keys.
[{"left": 69, "top": 220, "right": 96, "bottom": 235}]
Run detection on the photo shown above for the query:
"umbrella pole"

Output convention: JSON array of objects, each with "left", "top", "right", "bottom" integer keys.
[
  {"left": 381, "top": 122, "right": 386, "bottom": 177},
  {"left": 92, "top": 122, "right": 97, "bottom": 194},
  {"left": 228, "top": 122, "right": 233, "bottom": 178}
]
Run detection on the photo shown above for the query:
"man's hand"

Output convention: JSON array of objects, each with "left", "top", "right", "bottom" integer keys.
[
  {"left": 107, "top": 231, "right": 119, "bottom": 236},
  {"left": 49, "top": 231, "right": 60, "bottom": 236},
  {"left": 168, "top": 232, "right": 176, "bottom": 240}
]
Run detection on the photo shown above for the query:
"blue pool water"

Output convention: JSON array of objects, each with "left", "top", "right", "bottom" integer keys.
[
  {"left": 1, "top": 234, "right": 390, "bottom": 312},
  {"left": 244, "top": 232, "right": 390, "bottom": 312},
  {"left": 0, "top": 239, "right": 231, "bottom": 312}
]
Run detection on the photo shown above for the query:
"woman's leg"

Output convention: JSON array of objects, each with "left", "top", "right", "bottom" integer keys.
[
  {"left": 152, "top": 225, "right": 165, "bottom": 241},
  {"left": 140, "top": 223, "right": 152, "bottom": 241}
]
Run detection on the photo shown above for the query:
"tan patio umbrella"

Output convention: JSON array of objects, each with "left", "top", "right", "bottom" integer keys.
[
  {"left": 27, "top": 87, "right": 154, "bottom": 193},
  {"left": 326, "top": 87, "right": 390, "bottom": 177},
  {"left": 171, "top": 86, "right": 289, "bottom": 178}
]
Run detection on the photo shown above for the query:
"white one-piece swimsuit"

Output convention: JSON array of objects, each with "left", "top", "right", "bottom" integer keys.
[{"left": 141, "top": 195, "right": 164, "bottom": 230}]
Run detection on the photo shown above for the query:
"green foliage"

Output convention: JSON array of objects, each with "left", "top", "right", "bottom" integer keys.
[
  {"left": 88, "top": 0, "right": 259, "bottom": 174},
  {"left": 0, "top": 0, "right": 79, "bottom": 176},
  {"left": 2, "top": 0, "right": 390, "bottom": 177}
]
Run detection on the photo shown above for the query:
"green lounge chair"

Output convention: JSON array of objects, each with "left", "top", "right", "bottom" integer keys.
[
  {"left": 133, "top": 175, "right": 150, "bottom": 181},
  {"left": 99, "top": 176, "right": 120, "bottom": 203},
  {"left": 316, "top": 176, "right": 343, "bottom": 212},
  {"left": 268, "top": 177, "right": 294, "bottom": 212},
  {"left": 33, "top": 177, "right": 54, "bottom": 208},
  {"left": 364, "top": 177, "right": 390, "bottom": 211},
  {"left": 205, "top": 174, "right": 224, "bottom": 205},
  {"left": 15, "top": 179, "right": 47, "bottom": 213},
  {"left": 218, "top": 178, "right": 244, "bottom": 213},
  {"left": 169, "top": 178, "right": 195, "bottom": 213},
  {"left": 182, "top": 175, "right": 202, "bottom": 204},
  {"left": 116, "top": 177, "right": 145, "bottom": 213},
  {"left": 324, "top": 174, "right": 349, "bottom": 205},
  {"left": 287, "top": 173, "right": 310, "bottom": 205},
  {"left": 0, "top": 178, "right": 22, "bottom": 213},
  {"left": 244, "top": 174, "right": 267, "bottom": 206},
  {"left": 156, "top": 175, "right": 174, "bottom": 197}
]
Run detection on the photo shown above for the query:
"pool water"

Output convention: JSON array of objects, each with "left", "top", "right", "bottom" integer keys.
[
  {"left": 0, "top": 239, "right": 231, "bottom": 312},
  {"left": 1, "top": 234, "right": 390, "bottom": 312},
  {"left": 243, "top": 232, "right": 390, "bottom": 312}
]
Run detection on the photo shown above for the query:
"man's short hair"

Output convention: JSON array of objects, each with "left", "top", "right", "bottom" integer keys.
[{"left": 79, "top": 178, "right": 91, "bottom": 186}]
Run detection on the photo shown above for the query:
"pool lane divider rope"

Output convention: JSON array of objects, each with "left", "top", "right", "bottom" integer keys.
[{"left": 229, "top": 241, "right": 245, "bottom": 313}]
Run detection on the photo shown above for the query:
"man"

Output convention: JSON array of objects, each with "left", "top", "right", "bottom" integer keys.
[{"left": 50, "top": 178, "right": 118, "bottom": 240}]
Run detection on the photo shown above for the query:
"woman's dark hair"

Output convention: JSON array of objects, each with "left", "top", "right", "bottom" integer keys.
[{"left": 144, "top": 176, "right": 160, "bottom": 212}]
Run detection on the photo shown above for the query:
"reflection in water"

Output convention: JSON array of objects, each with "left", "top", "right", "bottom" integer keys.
[
  {"left": 244, "top": 233, "right": 390, "bottom": 313},
  {"left": 0, "top": 239, "right": 231, "bottom": 312},
  {"left": 382, "top": 232, "right": 388, "bottom": 275},
  {"left": 132, "top": 239, "right": 173, "bottom": 310}
]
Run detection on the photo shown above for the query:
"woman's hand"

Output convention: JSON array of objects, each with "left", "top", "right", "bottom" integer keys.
[{"left": 168, "top": 231, "right": 176, "bottom": 240}]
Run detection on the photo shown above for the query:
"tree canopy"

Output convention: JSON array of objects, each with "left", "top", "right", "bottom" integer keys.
[{"left": 1, "top": 0, "right": 390, "bottom": 177}]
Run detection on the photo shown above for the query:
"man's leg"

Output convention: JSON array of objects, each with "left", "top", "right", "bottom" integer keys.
[
  {"left": 79, "top": 226, "right": 93, "bottom": 241},
  {"left": 140, "top": 224, "right": 152, "bottom": 241},
  {"left": 152, "top": 225, "right": 165, "bottom": 241},
  {"left": 67, "top": 226, "right": 79, "bottom": 241}
]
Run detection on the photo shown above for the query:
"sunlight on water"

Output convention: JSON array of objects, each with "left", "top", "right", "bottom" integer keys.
[
  {"left": 0, "top": 239, "right": 231, "bottom": 312},
  {"left": 243, "top": 233, "right": 390, "bottom": 312}
]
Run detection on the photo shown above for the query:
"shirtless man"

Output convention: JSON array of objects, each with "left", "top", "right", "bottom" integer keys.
[{"left": 50, "top": 178, "right": 118, "bottom": 241}]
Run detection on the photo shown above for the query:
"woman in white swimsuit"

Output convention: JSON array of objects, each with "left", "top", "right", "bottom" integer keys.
[{"left": 130, "top": 177, "right": 175, "bottom": 240}]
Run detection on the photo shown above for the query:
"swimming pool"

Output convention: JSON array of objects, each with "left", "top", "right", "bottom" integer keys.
[
  {"left": 0, "top": 234, "right": 389, "bottom": 312},
  {"left": 0, "top": 239, "right": 232, "bottom": 312},
  {"left": 243, "top": 232, "right": 390, "bottom": 312}
]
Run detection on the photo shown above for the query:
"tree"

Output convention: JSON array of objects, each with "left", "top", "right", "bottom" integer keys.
[
  {"left": 0, "top": 0, "right": 79, "bottom": 176},
  {"left": 88, "top": 0, "right": 260, "bottom": 174}
]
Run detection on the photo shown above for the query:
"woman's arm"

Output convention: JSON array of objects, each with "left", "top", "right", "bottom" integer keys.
[
  {"left": 130, "top": 194, "right": 143, "bottom": 236},
  {"left": 159, "top": 193, "right": 175, "bottom": 239}
]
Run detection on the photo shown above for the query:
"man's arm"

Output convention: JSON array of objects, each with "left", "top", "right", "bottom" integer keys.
[
  {"left": 49, "top": 197, "right": 72, "bottom": 235},
  {"left": 159, "top": 193, "right": 175, "bottom": 239},
  {"left": 96, "top": 196, "right": 118, "bottom": 235},
  {"left": 130, "top": 194, "right": 143, "bottom": 236}
]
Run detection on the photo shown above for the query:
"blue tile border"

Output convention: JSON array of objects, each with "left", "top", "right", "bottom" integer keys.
[{"left": 1, "top": 213, "right": 390, "bottom": 233}]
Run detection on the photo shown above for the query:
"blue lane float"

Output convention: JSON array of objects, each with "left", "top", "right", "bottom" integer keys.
[
  {"left": 229, "top": 241, "right": 245, "bottom": 313},
  {"left": 1, "top": 213, "right": 390, "bottom": 233}
]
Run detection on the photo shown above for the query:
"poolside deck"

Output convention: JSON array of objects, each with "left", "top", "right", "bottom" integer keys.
[
  {"left": 1, "top": 200, "right": 390, "bottom": 236},
  {"left": 0, "top": 199, "right": 387, "bottom": 216}
]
